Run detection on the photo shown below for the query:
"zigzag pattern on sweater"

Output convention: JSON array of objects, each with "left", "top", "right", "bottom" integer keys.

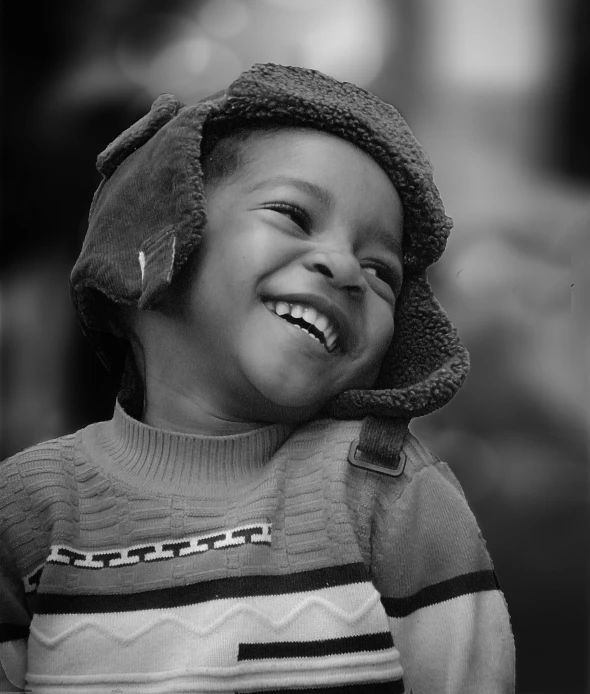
[
  {"left": 27, "top": 562, "right": 405, "bottom": 691},
  {"left": 31, "top": 590, "right": 383, "bottom": 646}
]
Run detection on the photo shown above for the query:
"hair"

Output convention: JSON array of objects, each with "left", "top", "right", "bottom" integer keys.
[
  {"left": 200, "top": 128, "right": 251, "bottom": 186},
  {"left": 200, "top": 123, "right": 298, "bottom": 187}
]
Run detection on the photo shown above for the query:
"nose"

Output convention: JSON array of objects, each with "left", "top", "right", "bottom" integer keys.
[{"left": 304, "top": 246, "right": 366, "bottom": 295}]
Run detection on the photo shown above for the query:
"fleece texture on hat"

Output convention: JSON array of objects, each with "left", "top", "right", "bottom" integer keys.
[{"left": 71, "top": 63, "right": 470, "bottom": 445}]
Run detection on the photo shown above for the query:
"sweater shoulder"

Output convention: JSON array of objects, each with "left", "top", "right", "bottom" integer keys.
[
  {"left": 405, "top": 431, "right": 464, "bottom": 485},
  {"left": 371, "top": 431, "right": 494, "bottom": 599},
  {"left": 286, "top": 418, "right": 464, "bottom": 501},
  {"left": 2, "top": 431, "right": 75, "bottom": 464},
  {"left": 374, "top": 429, "right": 467, "bottom": 505},
  {"left": 0, "top": 426, "right": 101, "bottom": 537},
  {"left": 0, "top": 422, "right": 108, "bottom": 479},
  {"left": 0, "top": 425, "right": 110, "bottom": 575},
  {"left": 1, "top": 432, "right": 80, "bottom": 511},
  {"left": 372, "top": 430, "right": 481, "bottom": 545},
  {"left": 1, "top": 431, "right": 78, "bottom": 493}
]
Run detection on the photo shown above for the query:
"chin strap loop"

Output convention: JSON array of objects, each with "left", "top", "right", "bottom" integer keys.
[{"left": 348, "top": 415, "right": 410, "bottom": 477}]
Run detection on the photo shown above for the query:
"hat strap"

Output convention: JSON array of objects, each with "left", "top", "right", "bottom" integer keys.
[{"left": 348, "top": 415, "right": 409, "bottom": 477}]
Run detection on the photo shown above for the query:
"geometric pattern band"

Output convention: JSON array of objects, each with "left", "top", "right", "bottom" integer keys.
[{"left": 23, "top": 522, "right": 271, "bottom": 592}]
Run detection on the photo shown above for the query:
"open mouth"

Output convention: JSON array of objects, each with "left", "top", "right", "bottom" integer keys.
[{"left": 264, "top": 300, "right": 342, "bottom": 354}]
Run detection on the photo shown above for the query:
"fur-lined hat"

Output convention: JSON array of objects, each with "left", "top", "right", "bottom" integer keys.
[{"left": 71, "top": 63, "right": 469, "bottom": 466}]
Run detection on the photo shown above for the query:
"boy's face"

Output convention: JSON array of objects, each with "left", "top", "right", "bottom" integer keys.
[{"left": 169, "top": 129, "right": 403, "bottom": 424}]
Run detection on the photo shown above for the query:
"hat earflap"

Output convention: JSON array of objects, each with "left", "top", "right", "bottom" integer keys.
[
  {"left": 324, "top": 273, "right": 470, "bottom": 420},
  {"left": 96, "top": 94, "right": 185, "bottom": 179}
]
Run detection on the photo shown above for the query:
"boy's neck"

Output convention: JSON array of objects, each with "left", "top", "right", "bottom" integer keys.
[{"left": 141, "top": 384, "right": 269, "bottom": 437}]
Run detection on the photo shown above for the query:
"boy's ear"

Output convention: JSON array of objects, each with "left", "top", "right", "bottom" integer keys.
[{"left": 97, "top": 94, "right": 186, "bottom": 178}]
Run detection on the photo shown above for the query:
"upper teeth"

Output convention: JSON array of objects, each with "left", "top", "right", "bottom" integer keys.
[{"left": 265, "top": 301, "right": 340, "bottom": 352}]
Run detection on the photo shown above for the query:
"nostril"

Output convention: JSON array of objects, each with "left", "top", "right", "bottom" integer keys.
[
  {"left": 312, "top": 259, "right": 365, "bottom": 294},
  {"left": 347, "top": 283, "right": 364, "bottom": 294},
  {"left": 314, "top": 262, "right": 334, "bottom": 279}
]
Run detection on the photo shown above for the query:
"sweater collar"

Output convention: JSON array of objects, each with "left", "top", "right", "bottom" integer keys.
[{"left": 94, "top": 401, "right": 297, "bottom": 495}]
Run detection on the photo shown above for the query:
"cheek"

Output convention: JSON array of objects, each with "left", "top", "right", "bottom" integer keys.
[
  {"left": 193, "top": 243, "right": 249, "bottom": 307},
  {"left": 355, "top": 305, "right": 395, "bottom": 387},
  {"left": 369, "top": 298, "right": 395, "bottom": 353}
]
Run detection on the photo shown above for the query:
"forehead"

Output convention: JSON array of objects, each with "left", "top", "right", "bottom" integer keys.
[
  {"left": 228, "top": 128, "right": 402, "bottom": 225},
  {"left": 237, "top": 127, "right": 387, "bottom": 179}
]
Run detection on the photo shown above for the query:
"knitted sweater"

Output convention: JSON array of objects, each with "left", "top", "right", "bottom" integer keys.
[{"left": 0, "top": 404, "right": 514, "bottom": 693}]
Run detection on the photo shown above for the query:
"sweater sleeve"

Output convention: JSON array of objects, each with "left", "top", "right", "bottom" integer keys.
[
  {"left": 371, "top": 435, "right": 515, "bottom": 694},
  {"left": 0, "top": 443, "right": 55, "bottom": 694},
  {"left": 0, "top": 538, "right": 28, "bottom": 692}
]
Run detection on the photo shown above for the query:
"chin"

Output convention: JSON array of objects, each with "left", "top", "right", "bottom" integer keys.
[
  {"left": 259, "top": 380, "right": 328, "bottom": 417},
  {"left": 240, "top": 370, "right": 328, "bottom": 423},
  {"left": 237, "top": 335, "right": 382, "bottom": 422}
]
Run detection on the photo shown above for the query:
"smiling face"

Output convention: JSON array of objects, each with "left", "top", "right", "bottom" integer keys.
[{"left": 141, "top": 128, "right": 404, "bottom": 428}]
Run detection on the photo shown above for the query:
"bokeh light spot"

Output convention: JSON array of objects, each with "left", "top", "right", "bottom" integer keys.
[
  {"left": 297, "top": 0, "right": 388, "bottom": 86},
  {"left": 198, "top": 0, "right": 249, "bottom": 40}
]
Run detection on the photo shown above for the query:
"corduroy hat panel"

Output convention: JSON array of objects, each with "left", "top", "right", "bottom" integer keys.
[
  {"left": 71, "top": 100, "right": 214, "bottom": 318},
  {"left": 97, "top": 94, "right": 185, "bottom": 179}
]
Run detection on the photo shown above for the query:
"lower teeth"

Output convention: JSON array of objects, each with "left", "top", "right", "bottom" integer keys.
[
  {"left": 292, "top": 323, "right": 322, "bottom": 344},
  {"left": 272, "top": 310, "right": 338, "bottom": 353}
]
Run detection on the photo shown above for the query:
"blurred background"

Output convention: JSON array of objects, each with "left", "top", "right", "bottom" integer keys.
[{"left": 1, "top": 0, "right": 588, "bottom": 691}]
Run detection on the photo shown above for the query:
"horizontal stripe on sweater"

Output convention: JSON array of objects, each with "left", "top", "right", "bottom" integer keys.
[
  {"left": 244, "top": 682, "right": 405, "bottom": 694},
  {"left": 34, "top": 566, "right": 499, "bottom": 619},
  {"left": 26, "top": 653, "right": 404, "bottom": 692},
  {"left": 381, "top": 569, "right": 499, "bottom": 617},
  {"left": 237, "top": 632, "right": 394, "bottom": 660},
  {"left": 35, "top": 562, "right": 369, "bottom": 614}
]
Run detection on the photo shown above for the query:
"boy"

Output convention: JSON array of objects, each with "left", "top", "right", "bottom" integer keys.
[{"left": 0, "top": 64, "right": 514, "bottom": 693}]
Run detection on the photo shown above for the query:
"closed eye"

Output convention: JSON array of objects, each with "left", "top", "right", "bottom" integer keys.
[
  {"left": 363, "top": 263, "right": 401, "bottom": 297},
  {"left": 266, "top": 203, "right": 311, "bottom": 233},
  {"left": 364, "top": 263, "right": 394, "bottom": 284}
]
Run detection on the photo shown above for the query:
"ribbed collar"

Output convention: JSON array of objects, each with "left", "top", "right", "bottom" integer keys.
[{"left": 91, "top": 402, "right": 297, "bottom": 496}]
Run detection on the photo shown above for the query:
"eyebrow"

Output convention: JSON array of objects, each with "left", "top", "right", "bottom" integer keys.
[
  {"left": 248, "top": 176, "right": 403, "bottom": 258},
  {"left": 247, "top": 176, "right": 335, "bottom": 210}
]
